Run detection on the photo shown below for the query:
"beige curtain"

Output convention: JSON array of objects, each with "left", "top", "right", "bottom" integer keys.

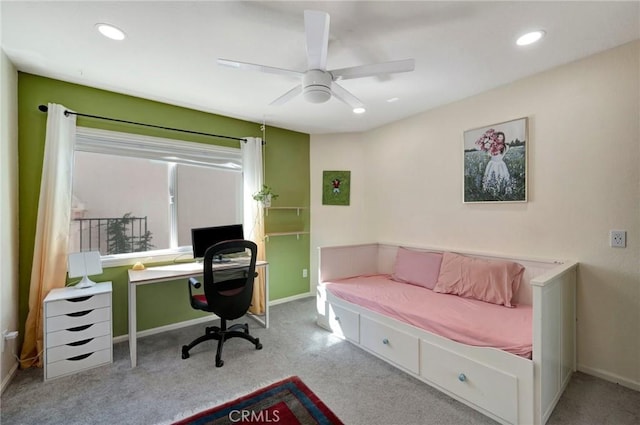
[
  {"left": 20, "top": 104, "right": 76, "bottom": 368},
  {"left": 242, "top": 137, "right": 266, "bottom": 315}
]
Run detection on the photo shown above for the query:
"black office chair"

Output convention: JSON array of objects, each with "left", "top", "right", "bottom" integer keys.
[{"left": 181, "top": 239, "right": 262, "bottom": 367}]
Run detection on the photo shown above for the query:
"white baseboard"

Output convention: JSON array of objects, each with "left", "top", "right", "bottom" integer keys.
[
  {"left": 269, "top": 292, "right": 314, "bottom": 306},
  {"left": 577, "top": 364, "right": 640, "bottom": 392},
  {"left": 113, "top": 293, "right": 314, "bottom": 344},
  {"left": 113, "top": 316, "right": 215, "bottom": 344},
  {"left": 1, "top": 361, "right": 19, "bottom": 395}
]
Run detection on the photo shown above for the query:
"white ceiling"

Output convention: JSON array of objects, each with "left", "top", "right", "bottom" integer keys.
[{"left": 2, "top": 1, "right": 639, "bottom": 135}]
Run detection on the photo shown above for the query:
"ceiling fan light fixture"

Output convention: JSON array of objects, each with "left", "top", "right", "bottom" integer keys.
[
  {"left": 96, "top": 23, "right": 126, "bottom": 41},
  {"left": 304, "top": 87, "right": 332, "bottom": 103},
  {"left": 516, "top": 30, "right": 545, "bottom": 46},
  {"left": 303, "top": 70, "right": 332, "bottom": 103}
]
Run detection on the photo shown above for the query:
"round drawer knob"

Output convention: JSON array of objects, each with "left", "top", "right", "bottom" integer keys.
[
  {"left": 334, "top": 316, "right": 340, "bottom": 322},
  {"left": 458, "top": 373, "right": 467, "bottom": 382},
  {"left": 382, "top": 338, "right": 389, "bottom": 345}
]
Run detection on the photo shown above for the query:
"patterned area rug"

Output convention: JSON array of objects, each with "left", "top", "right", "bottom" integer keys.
[{"left": 173, "top": 376, "right": 344, "bottom": 425}]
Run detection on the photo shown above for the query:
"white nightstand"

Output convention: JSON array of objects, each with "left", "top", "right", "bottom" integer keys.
[{"left": 43, "top": 282, "right": 113, "bottom": 381}]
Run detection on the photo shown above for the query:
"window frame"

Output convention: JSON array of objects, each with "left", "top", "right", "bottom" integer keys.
[{"left": 73, "top": 127, "right": 243, "bottom": 268}]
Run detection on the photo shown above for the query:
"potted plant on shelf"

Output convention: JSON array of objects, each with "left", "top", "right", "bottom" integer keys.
[{"left": 252, "top": 185, "right": 279, "bottom": 207}]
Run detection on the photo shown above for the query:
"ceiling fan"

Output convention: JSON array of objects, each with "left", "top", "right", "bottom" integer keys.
[{"left": 217, "top": 10, "right": 415, "bottom": 111}]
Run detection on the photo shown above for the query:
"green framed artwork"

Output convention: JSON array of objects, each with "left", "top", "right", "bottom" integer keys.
[{"left": 322, "top": 170, "right": 350, "bottom": 205}]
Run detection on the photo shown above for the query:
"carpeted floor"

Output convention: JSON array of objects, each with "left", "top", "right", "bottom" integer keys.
[{"left": 2, "top": 297, "right": 639, "bottom": 425}]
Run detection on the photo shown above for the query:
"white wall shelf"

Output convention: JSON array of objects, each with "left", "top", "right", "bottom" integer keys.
[
  {"left": 264, "top": 206, "right": 308, "bottom": 241},
  {"left": 265, "top": 207, "right": 307, "bottom": 216},
  {"left": 265, "top": 231, "right": 309, "bottom": 241}
]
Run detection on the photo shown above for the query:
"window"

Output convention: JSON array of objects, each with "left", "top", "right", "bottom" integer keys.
[{"left": 69, "top": 127, "right": 243, "bottom": 265}]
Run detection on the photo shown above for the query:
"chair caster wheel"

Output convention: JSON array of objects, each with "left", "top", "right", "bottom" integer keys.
[
  {"left": 216, "top": 359, "right": 224, "bottom": 367},
  {"left": 181, "top": 346, "right": 190, "bottom": 359},
  {"left": 255, "top": 339, "right": 263, "bottom": 350}
]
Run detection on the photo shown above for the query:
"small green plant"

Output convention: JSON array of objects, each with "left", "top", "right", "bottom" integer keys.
[
  {"left": 106, "top": 213, "right": 154, "bottom": 254},
  {"left": 252, "top": 185, "right": 279, "bottom": 205},
  {"left": 135, "top": 230, "right": 155, "bottom": 252},
  {"left": 107, "top": 213, "right": 133, "bottom": 254}
]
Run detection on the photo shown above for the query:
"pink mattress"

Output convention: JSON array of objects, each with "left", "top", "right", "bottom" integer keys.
[{"left": 325, "top": 274, "right": 532, "bottom": 358}]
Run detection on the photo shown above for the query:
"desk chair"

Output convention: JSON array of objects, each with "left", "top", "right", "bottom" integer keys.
[{"left": 181, "top": 240, "right": 263, "bottom": 367}]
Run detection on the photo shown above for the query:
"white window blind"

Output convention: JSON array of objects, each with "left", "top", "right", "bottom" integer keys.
[{"left": 75, "top": 127, "right": 242, "bottom": 171}]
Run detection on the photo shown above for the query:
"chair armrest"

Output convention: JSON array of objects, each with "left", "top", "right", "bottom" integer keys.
[{"left": 188, "top": 277, "right": 201, "bottom": 289}]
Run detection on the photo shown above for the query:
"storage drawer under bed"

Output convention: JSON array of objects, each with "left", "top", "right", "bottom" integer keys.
[
  {"left": 360, "top": 316, "right": 419, "bottom": 374},
  {"left": 420, "top": 339, "right": 519, "bottom": 424},
  {"left": 328, "top": 303, "right": 359, "bottom": 343}
]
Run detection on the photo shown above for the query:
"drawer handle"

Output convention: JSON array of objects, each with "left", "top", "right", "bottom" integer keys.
[
  {"left": 334, "top": 316, "right": 340, "bottom": 322},
  {"left": 68, "top": 324, "right": 93, "bottom": 332},
  {"left": 67, "top": 338, "right": 94, "bottom": 347},
  {"left": 68, "top": 352, "right": 93, "bottom": 361},
  {"left": 458, "top": 373, "right": 467, "bottom": 382},
  {"left": 382, "top": 338, "right": 389, "bottom": 345},
  {"left": 67, "top": 310, "right": 93, "bottom": 317},
  {"left": 67, "top": 296, "right": 92, "bottom": 303}
]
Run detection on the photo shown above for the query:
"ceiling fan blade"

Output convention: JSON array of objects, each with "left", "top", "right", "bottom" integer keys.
[
  {"left": 217, "top": 58, "right": 303, "bottom": 79},
  {"left": 304, "top": 10, "right": 330, "bottom": 70},
  {"left": 330, "top": 58, "right": 415, "bottom": 81},
  {"left": 330, "top": 82, "right": 364, "bottom": 109},
  {"left": 270, "top": 85, "right": 303, "bottom": 106}
]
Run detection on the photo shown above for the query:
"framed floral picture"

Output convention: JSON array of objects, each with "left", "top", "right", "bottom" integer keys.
[
  {"left": 322, "top": 170, "right": 350, "bottom": 205},
  {"left": 463, "top": 117, "right": 528, "bottom": 203}
]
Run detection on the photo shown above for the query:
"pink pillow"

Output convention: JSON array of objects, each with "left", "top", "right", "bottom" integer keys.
[
  {"left": 433, "top": 252, "right": 524, "bottom": 307},
  {"left": 391, "top": 247, "right": 443, "bottom": 290}
]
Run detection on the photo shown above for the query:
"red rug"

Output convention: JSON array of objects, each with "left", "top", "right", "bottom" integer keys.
[{"left": 173, "top": 376, "right": 344, "bottom": 425}]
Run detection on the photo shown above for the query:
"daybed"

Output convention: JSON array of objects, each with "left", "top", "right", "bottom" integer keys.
[{"left": 316, "top": 243, "right": 577, "bottom": 425}]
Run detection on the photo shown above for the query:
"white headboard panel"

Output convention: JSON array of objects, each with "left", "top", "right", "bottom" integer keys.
[{"left": 318, "top": 243, "right": 379, "bottom": 282}]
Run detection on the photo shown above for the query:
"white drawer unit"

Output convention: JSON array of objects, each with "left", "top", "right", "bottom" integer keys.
[
  {"left": 360, "top": 316, "right": 419, "bottom": 374},
  {"left": 420, "top": 339, "right": 519, "bottom": 424},
  {"left": 43, "top": 282, "right": 113, "bottom": 381},
  {"left": 328, "top": 304, "right": 359, "bottom": 343}
]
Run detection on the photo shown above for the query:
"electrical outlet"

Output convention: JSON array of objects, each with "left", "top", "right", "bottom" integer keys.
[
  {"left": 302, "top": 268, "right": 308, "bottom": 278},
  {"left": 2, "top": 330, "right": 18, "bottom": 353},
  {"left": 610, "top": 230, "right": 627, "bottom": 248}
]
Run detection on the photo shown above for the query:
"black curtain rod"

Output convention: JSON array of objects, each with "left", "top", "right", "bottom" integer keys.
[{"left": 37, "top": 104, "right": 248, "bottom": 142}]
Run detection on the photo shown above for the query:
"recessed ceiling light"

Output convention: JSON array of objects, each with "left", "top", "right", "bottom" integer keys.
[
  {"left": 516, "top": 30, "right": 545, "bottom": 46},
  {"left": 386, "top": 97, "right": 399, "bottom": 103},
  {"left": 96, "top": 23, "right": 126, "bottom": 41},
  {"left": 353, "top": 107, "right": 366, "bottom": 114}
]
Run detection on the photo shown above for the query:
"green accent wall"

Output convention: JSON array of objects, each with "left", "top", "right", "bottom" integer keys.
[
  {"left": 261, "top": 126, "right": 311, "bottom": 299},
  {"left": 17, "top": 73, "right": 310, "bottom": 338}
]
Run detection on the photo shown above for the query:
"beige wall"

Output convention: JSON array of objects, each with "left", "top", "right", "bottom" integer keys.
[
  {"left": 311, "top": 41, "right": 640, "bottom": 389},
  {"left": 0, "top": 44, "right": 20, "bottom": 390},
  {"left": 310, "top": 132, "right": 372, "bottom": 282}
]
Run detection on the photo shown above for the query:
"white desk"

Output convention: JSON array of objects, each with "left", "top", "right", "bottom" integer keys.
[{"left": 127, "top": 259, "right": 268, "bottom": 367}]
